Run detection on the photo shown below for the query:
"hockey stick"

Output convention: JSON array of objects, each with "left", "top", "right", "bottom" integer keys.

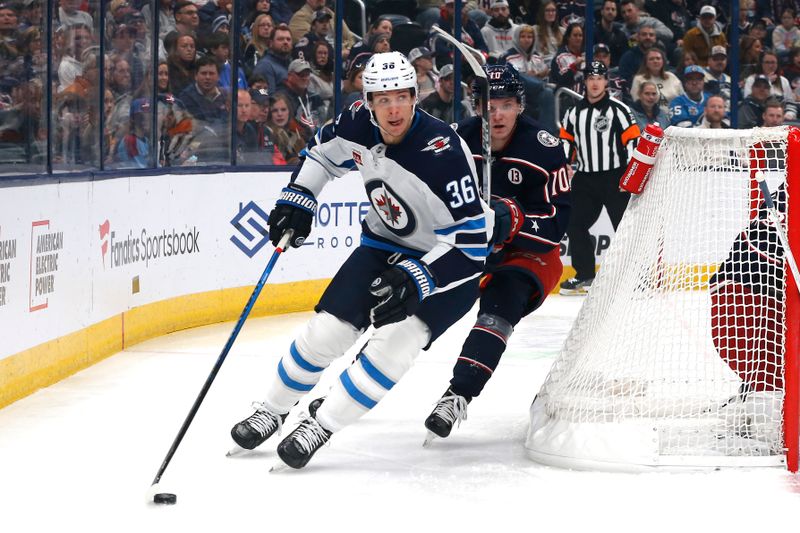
[
  {"left": 755, "top": 172, "right": 800, "bottom": 292},
  {"left": 431, "top": 25, "right": 491, "bottom": 202},
  {"left": 148, "top": 230, "right": 293, "bottom": 503}
]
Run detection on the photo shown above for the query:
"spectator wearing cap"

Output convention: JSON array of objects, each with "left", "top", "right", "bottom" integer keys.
[
  {"left": 348, "top": 16, "right": 392, "bottom": 60},
  {"left": 124, "top": 11, "right": 150, "bottom": 60},
  {"left": 57, "top": 0, "right": 92, "bottom": 30},
  {"left": 481, "top": 0, "right": 517, "bottom": 59},
  {"left": 618, "top": 22, "right": 659, "bottom": 86},
  {"left": 289, "top": 0, "right": 354, "bottom": 52},
  {"left": 704, "top": 45, "right": 731, "bottom": 110},
  {"left": 631, "top": 80, "right": 669, "bottom": 130},
  {"left": 773, "top": 8, "right": 800, "bottom": 64},
  {"left": 253, "top": 23, "right": 293, "bottom": 93},
  {"left": 292, "top": 10, "right": 333, "bottom": 64},
  {"left": 409, "top": 46, "right": 437, "bottom": 99},
  {"left": 644, "top": 0, "right": 690, "bottom": 47},
  {"left": 550, "top": 22, "right": 584, "bottom": 89},
  {"left": 275, "top": 58, "right": 328, "bottom": 130},
  {"left": 433, "top": 0, "right": 489, "bottom": 68},
  {"left": 631, "top": 48, "right": 683, "bottom": 115},
  {"left": 738, "top": 75, "right": 772, "bottom": 128},
  {"left": 594, "top": 0, "right": 628, "bottom": 68},
  {"left": 619, "top": 0, "right": 673, "bottom": 44},
  {"left": 110, "top": 22, "right": 146, "bottom": 93},
  {"left": 247, "top": 86, "right": 280, "bottom": 164},
  {"left": 419, "top": 63, "right": 473, "bottom": 123},
  {"left": 559, "top": 59, "right": 639, "bottom": 293},
  {"left": 206, "top": 31, "right": 248, "bottom": 91},
  {"left": 696, "top": 94, "right": 729, "bottom": 129},
  {"left": 668, "top": 65, "right": 710, "bottom": 127},
  {"left": 763, "top": 97, "right": 786, "bottom": 127},
  {"left": 681, "top": 5, "right": 728, "bottom": 68}
]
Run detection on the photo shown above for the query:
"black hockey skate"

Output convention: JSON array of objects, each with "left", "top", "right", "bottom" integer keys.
[
  {"left": 423, "top": 388, "right": 470, "bottom": 446},
  {"left": 276, "top": 417, "right": 332, "bottom": 469},
  {"left": 307, "top": 396, "right": 325, "bottom": 418},
  {"left": 230, "top": 402, "right": 287, "bottom": 450}
]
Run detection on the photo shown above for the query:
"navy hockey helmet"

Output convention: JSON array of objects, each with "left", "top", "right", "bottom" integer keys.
[{"left": 472, "top": 63, "right": 526, "bottom": 110}]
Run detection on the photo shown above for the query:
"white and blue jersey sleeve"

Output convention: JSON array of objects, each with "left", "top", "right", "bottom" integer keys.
[{"left": 293, "top": 103, "right": 492, "bottom": 293}]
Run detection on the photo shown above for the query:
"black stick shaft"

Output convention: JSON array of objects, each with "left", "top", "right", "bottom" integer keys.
[{"left": 150, "top": 233, "right": 291, "bottom": 487}]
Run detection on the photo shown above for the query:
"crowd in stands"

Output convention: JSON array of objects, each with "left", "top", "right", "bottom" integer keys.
[{"left": 1, "top": 0, "right": 799, "bottom": 172}]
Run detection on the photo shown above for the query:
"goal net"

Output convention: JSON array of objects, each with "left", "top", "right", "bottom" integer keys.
[{"left": 526, "top": 126, "right": 799, "bottom": 471}]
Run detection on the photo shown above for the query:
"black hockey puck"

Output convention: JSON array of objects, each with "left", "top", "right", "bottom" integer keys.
[{"left": 153, "top": 493, "right": 177, "bottom": 505}]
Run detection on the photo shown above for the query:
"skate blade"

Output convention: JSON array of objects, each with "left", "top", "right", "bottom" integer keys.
[
  {"left": 226, "top": 444, "right": 250, "bottom": 457},
  {"left": 269, "top": 461, "right": 290, "bottom": 473},
  {"left": 422, "top": 431, "right": 438, "bottom": 448}
]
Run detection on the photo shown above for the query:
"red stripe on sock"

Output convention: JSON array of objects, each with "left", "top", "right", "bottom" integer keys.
[{"left": 458, "top": 357, "right": 494, "bottom": 375}]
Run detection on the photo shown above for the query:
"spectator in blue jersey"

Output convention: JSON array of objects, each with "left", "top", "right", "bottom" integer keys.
[
  {"left": 594, "top": 0, "right": 629, "bottom": 67},
  {"left": 669, "top": 65, "right": 710, "bottom": 127},
  {"left": 116, "top": 97, "right": 152, "bottom": 168},
  {"left": 252, "top": 23, "right": 293, "bottom": 92}
]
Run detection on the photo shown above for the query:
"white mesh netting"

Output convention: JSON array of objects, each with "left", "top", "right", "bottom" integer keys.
[{"left": 526, "top": 127, "right": 791, "bottom": 471}]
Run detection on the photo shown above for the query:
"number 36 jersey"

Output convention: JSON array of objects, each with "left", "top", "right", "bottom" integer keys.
[{"left": 292, "top": 102, "right": 494, "bottom": 294}]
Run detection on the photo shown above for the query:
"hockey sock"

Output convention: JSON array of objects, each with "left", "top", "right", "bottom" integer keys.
[{"left": 451, "top": 313, "right": 513, "bottom": 399}]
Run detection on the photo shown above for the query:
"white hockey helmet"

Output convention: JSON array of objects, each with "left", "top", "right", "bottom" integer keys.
[{"left": 361, "top": 51, "right": 418, "bottom": 102}]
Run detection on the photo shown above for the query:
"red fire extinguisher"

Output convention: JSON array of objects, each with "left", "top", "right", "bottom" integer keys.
[{"left": 619, "top": 122, "right": 665, "bottom": 194}]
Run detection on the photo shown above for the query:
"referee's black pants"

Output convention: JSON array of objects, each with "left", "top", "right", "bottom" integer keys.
[{"left": 566, "top": 168, "right": 630, "bottom": 280}]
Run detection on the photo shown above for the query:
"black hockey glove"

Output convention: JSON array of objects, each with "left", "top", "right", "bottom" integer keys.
[
  {"left": 369, "top": 259, "right": 436, "bottom": 328},
  {"left": 268, "top": 183, "right": 318, "bottom": 248},
  {"left": 491, "top": 197, "right": 524, "bottom": 248}
]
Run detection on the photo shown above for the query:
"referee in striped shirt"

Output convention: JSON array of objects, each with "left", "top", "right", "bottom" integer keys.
[{"left": 559, "top": 60, "right": 640, "bottom": 294}]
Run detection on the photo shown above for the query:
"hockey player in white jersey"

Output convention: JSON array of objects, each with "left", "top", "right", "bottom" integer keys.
[{"left": 229, "top": 52, "right": 494, "bottom": 469}]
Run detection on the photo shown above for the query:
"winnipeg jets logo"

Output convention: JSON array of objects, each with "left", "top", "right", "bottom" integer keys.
[
  {"left": 365, "top": 181, "right": 416, "bottom": 237},
  {"left": 352, "top": 150, "right": 363, "bottom": 165},
  {"left": 375, "top": 192, "right": 403, "bottom": 224},
  {"left": 507, "top": 168, "right": 523, "bottom": 185},
  {"left": 537, "top": 130, "right": 560, "bottom": 147},
  {"left": 422, "top": 135, "right": 451, "bottom": 154}
]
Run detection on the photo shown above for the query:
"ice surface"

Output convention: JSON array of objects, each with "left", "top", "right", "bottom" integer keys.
[{"left": 1, "top": 296, "right": 798, "bottom": 532}]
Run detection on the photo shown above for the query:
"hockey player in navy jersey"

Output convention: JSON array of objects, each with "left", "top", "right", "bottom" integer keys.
[
  {"left": 229, "top": 51, "right": 494, "bottom": 469},
  {"left": 423, "top": 64, "right": 572, "bottom": 442}
]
